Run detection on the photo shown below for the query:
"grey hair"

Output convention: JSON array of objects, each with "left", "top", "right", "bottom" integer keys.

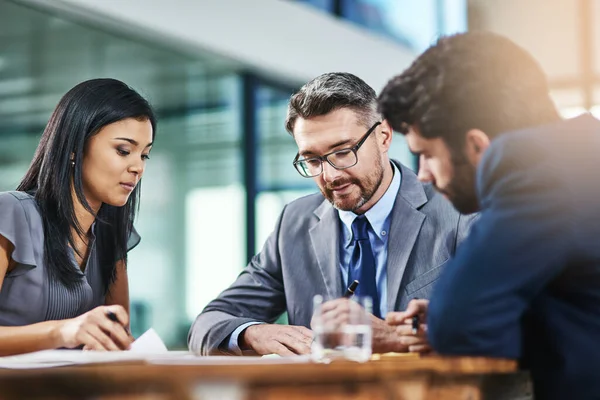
[{"left": 285, "top": 72, "right": 381, "bottom": 135}]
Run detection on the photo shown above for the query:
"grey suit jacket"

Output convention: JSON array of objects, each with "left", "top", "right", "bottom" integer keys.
[{"left": 188, "top": 162, "right": 473, "bottom": 355}]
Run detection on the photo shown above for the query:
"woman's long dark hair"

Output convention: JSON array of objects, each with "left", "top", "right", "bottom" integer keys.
[{"left": 17, "top": 78, "right": 157, "bottom": 293}]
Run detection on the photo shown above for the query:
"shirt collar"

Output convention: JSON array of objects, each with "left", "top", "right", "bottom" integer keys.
[{"left": 338, "top": 162, "right": 402, "bottom": 247}]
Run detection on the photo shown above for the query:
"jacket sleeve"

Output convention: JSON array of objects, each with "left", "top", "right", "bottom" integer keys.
[{"left": 188, "top": 205, "right": 289, "bottom": 355}]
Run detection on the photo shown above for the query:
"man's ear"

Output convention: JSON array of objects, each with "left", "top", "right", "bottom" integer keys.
[
  {"left": 464, "top": 129, "right": 490, "bottom": 166},
  {"left": 379, "top": 119, "right": 393, "bottom": 152}
]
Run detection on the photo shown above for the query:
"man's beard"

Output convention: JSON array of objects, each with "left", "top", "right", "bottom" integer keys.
[
  {"left": 437, "top": 158, "right": 479, "bottom": 215},
  {"left": 320, "top": 157, "right": 385, "bottom": 212}
]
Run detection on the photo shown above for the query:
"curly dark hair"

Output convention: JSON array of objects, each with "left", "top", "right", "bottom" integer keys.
[{"left": 378, "top": 31, "right": 559, "bottom": 150}]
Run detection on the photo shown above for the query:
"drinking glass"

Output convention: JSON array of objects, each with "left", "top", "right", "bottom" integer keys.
[{"left": 311, "top": 294, "right": 372, "bottom": 363}]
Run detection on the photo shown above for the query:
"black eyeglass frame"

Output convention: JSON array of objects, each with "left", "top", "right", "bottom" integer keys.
[{"left": 292, "top": 121, "right": 382, "bottom": 178}]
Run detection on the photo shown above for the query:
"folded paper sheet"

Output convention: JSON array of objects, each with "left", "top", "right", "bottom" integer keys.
[{"left": 129, "top": 327, "right": 169, "bottom": 353}]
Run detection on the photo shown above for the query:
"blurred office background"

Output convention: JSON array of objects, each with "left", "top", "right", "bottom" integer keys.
[{"left": 0, "top": 0, "right": 597, "bottom": 348}]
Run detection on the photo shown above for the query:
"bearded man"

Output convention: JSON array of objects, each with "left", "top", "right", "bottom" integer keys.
[{"left": 380, "top": 32, "right": 600, "bottom": 399}]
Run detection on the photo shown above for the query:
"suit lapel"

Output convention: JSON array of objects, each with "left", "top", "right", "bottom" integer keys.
[
  {"left": 309, "top": 200, "right": 342, "bottom": 298},
  {"left": 387, "top": 162, "right": 428, "bottom": 311}
]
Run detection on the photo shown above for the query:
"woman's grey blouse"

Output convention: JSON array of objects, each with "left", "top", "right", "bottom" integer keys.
[{"left": 0, "top": 191, "right": 140, "bottom": 326}]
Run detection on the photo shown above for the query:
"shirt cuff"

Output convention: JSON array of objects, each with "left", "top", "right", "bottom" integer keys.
[{"left": 227, "top": 321, "right": 263, "bottom": 355}]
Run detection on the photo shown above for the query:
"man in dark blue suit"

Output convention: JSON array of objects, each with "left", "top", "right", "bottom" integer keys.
[{"left": 378, "top": 31, "right": 600, "bottom": 399}]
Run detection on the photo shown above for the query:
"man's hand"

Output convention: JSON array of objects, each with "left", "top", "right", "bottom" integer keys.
[
  {"left": 386, "top": 298, "right": 429, "bottom": 324},
  {"left": 239, "top": 324, "right": 313, "bottom": 356},
  {"left": 370, "top": 313, "right": 412, "bottom": 353},
  {"left": 386, "top": 299, "right": 431, "bottom": 353}
]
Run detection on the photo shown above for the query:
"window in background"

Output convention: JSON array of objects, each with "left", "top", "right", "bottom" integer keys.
[
  {"left": 183, "top": 75, "right": 245, "bottom": 323},
  {"left": 559, "top": 105, "right": 600, "bottom": 119},
  {"left": 296, "top": 0, "right": 335, "bottom": 12},
  {"left": 186, "top": 185, "right": 245, "bottom": 321},
  {"left": 0, "top": 135, "right": 40, "bottom": 191},
  {"left": 389, "top": 131, "right": 417, "bottom": 172},
  {"left": 256, "top": 85, "right": 308, "bottom": 193},
  {"left": 340, "top": 0, "right": 423, "bottom": 48},
  {"left": 551, "top": 88, "right": 600, "bottom": 119},
  {"left": 255, "top": 84, "right": 314, "bottom": 251},
  {"left": 440, "top": 0, "right": 469, "bottom": 36},
  {"left": 341, "top": 0, "right": 467, "bottom": 50},
  {"left": 298, "top": 0, "right": 467, "bottom": 51},
  {"left": 559, "top": 107, "right": 588, "bottom": 118}
]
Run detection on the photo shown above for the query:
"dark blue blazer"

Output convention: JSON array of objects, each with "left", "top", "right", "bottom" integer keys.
[{"left": 427, "top": 114, "right": 600, "bottom": 399}]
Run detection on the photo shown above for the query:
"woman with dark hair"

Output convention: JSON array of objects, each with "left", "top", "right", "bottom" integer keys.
[{"left": 0, "top": 78, "right": 156, "bottom": 355}]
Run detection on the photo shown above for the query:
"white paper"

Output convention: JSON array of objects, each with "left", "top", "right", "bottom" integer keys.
[
  {"left": 0, "top": 350, "right": 148, "bottom": 369},
  {"left": 0, "top": 327, "right": 312, "bottom": 369},
  {"left": 129, "top": 328, "right": 168, "bottom": 353},
  {"left": 0, "top": 328, "right": 171, "bottom": 369}
]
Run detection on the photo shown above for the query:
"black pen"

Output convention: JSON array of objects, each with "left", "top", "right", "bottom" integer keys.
[
  {"left": 107, "top": 311, "right": 130, "bottom": 335},
  {"left": 412, "top": 315, "right": 419, "bottom": 334},
  {"left": 411, "top": 297, "right": 420, "bottom": 334},
  {"left": 343, "top": 280, "right": 359, "bottom": 298}
]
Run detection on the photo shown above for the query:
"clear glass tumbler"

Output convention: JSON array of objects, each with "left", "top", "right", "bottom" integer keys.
[{"left": 311, "top": 294, "right": 372, "bottom": 363}]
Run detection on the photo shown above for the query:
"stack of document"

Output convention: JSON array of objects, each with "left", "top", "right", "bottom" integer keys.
[{"left": 0, "top": 329, "right": 312, "bottom": 369}]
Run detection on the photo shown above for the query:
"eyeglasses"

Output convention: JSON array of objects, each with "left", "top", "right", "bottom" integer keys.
[{"left": 293, "top": 121, "right": 381, "bottom": 178}]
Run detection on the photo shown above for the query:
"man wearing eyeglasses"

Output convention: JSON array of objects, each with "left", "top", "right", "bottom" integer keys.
[{"left": 189, "top": 72, "right": 474, "bottom": 356}]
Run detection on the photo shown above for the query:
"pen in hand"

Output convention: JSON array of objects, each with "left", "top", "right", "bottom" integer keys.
[
  {"left": 411, "top": 297, "right": 420, "bottom": 334},
  {"left": 107, "top": 311, "right": 130, "bottom": 335},
  {"left": 343, "top": 280, "right": 360, "bottom": 298},
  {"left": 412, "top": 315, "right": 419, "bottom": 335}
]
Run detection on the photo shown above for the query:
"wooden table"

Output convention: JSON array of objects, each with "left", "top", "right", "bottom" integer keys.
[{"left": 0, "top": 355, "right": 528, "bottom": 400}]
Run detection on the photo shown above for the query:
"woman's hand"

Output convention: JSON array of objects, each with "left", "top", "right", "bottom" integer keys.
[{"left": 55, "top": 305, "right": 133, "bottom": 351}]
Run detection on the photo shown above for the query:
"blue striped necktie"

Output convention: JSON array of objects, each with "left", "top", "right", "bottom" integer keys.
[{"left": 349, "top": 215, "right": 380, "bottom": 318}]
